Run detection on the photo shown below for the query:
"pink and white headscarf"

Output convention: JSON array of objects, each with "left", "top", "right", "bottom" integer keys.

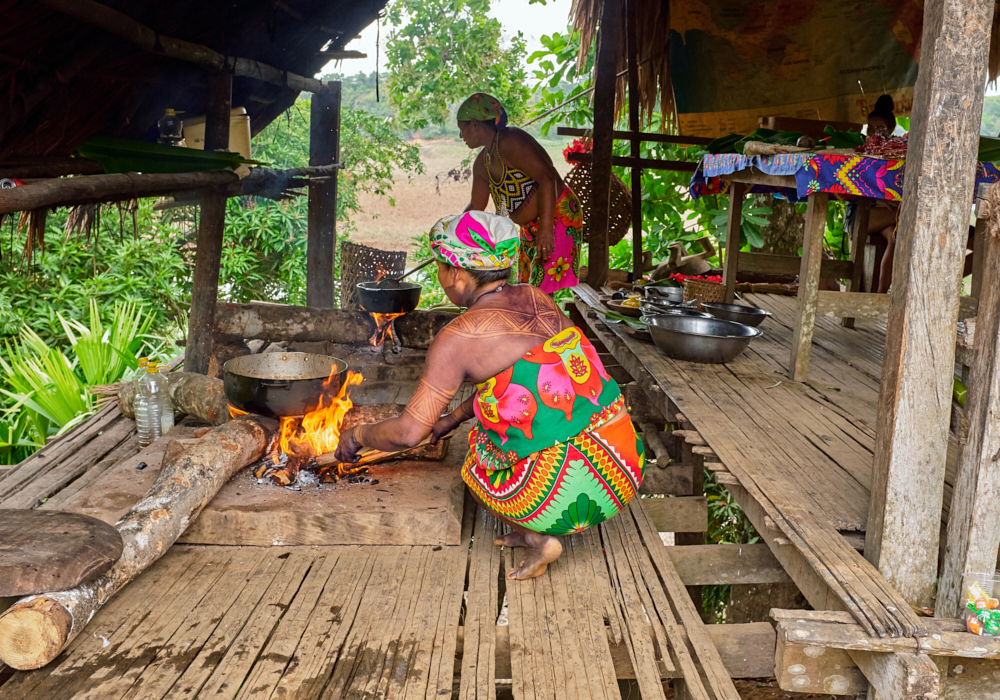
[{"left": 429, "top": 211, "right": 519, "bottom": 270}]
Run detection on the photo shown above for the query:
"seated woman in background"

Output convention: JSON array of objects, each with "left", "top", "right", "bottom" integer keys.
[
  {"left": 865, "top": 95, "right": 901, "bottom": 292},
  {"left": 457, "top": 93, "right": 583, "bottom": 295},
  {"left": 335, "top": 211, "right": 645, "bottom": 580}
]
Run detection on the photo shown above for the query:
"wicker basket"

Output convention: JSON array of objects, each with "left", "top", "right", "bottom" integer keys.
[
  {"left": 564, "top": 162, "right": 633, "bottom": 245},
  {"left": 683, "top": 279, "right": 726, "bottom": 306},
  {"left": 339, "top": 240, "right": 407, "bottom": 309}
]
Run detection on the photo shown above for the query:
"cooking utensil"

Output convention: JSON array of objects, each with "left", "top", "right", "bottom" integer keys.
[
  {"left": 701, "top": 302, "right": 772, "bottom": 327},
  {"left": 224, "top": 353, "right": 349, "bottom": 418},
  {"left": 356, "top": 281, "right": 422, "bottom": 314},
  {"left": 646, "top": 315, "right": 762, "bottom": 364},
  {"left": 606, "top": 299, "right": 642, "bottom": 318},
  {"left": 375, "top": 259, "right": 435, "bottom": 289},
  {"left": 644, "top": 285, "right": 684, "bottom": 303},
  {"left": 640, "top": 306, "right": 713, "bottom": 320}
]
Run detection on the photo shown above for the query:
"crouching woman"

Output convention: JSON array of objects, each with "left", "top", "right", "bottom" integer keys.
[{"left": 334, "top": 211, "right": 645, "bottom": 579}]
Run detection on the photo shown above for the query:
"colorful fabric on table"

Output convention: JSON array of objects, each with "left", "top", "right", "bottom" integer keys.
[
  {"left": 457, "top": 93, "right": 508, "bottom": 129},
  {"left": 462, "top": 326, "right": 644, "bottom": 535},
  {"left": 795, "top": 154, "right": 905, "bottom": 201},
  {"left": 689, "top": 152, "right": 806, "bottom": 201},
  {"left": 429, "top": 211, "right": 520, "bottom": 270},
  {"left": 518, "top": 185, "right": 583, "bottom": 293}
]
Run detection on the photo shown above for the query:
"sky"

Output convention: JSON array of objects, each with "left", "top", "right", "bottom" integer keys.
[{"left": 320, "top": 0, "right": 574, "bottom": 78}]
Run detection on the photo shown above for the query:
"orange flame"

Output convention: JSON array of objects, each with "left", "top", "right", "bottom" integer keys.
[
  {"left": 228, "top": 404, "right": 249, "bottom": 419},
  {"left": 373, "top": 264, "right": 390, "bottom": 284},
  {"left": 368, "top": 312, "right": 405, "bottom": 347},
  {"left": 277, "top": 369, "right": 364, "bottom": 460}
]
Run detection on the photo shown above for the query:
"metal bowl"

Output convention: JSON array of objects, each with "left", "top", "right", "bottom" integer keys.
[
  {"left": 644, "top": 285, "right": 684, "bottom": 303},
  {"left": 640, "top": 307, "right": 713, "bottom": 321},
  {"left": 701, "top": 302, "right": 772, "bottom": 328},
  {"left": 646, "top": 315, "right": 762, "bottom": 364},
  {"left": 224, "top": 353, "right": 349, "bottom": 418},
  {"left": 607, "top": 299, "right": 643, "bottom": 318}
]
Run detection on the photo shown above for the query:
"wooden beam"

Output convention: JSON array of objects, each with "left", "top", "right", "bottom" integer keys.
[
  {"left": 37, "top": 0, "right": 327, "bottom": 94},
  {"left": 849, "top": 650, "right": 939, "bottom": 700},
  {"left": 737, "top": 252, "right": 853, "bottom": 279},
  {"left": 642, "top": 497, "right": 707, "bottom": 533},
  {"left": 722, "top": 170, "right": 796, "bottom": 189},
  {"left": 788, "top": 192, "right": 829, "bottom": 380},
  {"left": 722, "top": 182, "right": 746, "bottom": 303},
  {"left": 556, "top": 127, "right": 714, "bottom": 146},
  {"left": 186, "top": 70, "right": 231, "bottom": 375},
  {"left": 666, "top": 543, "right": 790, "bottom": 586},
  {"left": 316, "top": 50, "right": 368, "bottom": 60},
  {"left": 816, "top": 291, "right": 889, "bottom": 319},
  {"left": 626, "top": 0, "right": 642, "bottom": 280},
  {"left": 0, "top": 159, "right": 103, "bottom": 179},
  {"left": 939, "top": 227, "right": 1000, "bottom": 616},
  {"left": 866, "top": 0, "right": 994, "bottom": 611},
  {"left": 586, "top": 0, "right": 621, "bottom": 289},
  {"left": 843, "top": 199, "right": 872, "bottom": 328},
  {"left": 307, "top": 82, "right": 341, "bottom": 308},
  {"left": 639, "top": 463, "right": 694, "bottom": 496}
]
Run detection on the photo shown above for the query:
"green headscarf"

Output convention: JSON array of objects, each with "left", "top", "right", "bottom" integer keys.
[{"left": 456, "top": 93, "right": 509, "bottom": 129}]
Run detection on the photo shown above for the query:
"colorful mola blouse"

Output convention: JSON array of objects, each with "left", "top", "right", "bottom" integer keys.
[{"left": 462, "top": 326, "right": 645, "bottom": 535}]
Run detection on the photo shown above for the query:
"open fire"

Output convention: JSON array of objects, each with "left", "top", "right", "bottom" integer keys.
[
  {"left": 367, "top": 311, "right": 405, "bottom": 347},
  {"left": 229, "top": 369, "right": 369, "bottom": 486}
]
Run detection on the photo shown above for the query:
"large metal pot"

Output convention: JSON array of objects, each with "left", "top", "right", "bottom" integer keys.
[
  {"left": 223, "top": 353, "right": 348, "bottom": 418},
  {"left": 646, "top": 315, "right": 762, "bottom": 364},
  {"left": 356, "top": 281, "right": 422, "bottom": 314},
  {"left": 644, "top": 285, "right": 684, "bottom": 303},
  {"left": 702, "top": 302, "right": 772, "bottom": 328}
]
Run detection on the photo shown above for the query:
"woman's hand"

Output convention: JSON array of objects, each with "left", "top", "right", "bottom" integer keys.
[
  {"left": 334, "top": 425, "right": 364, "bottom": 464},
  {"left": 536, "top": 225, "right": 555, "bottom": 266},
  {"left": 430, "top": 412, "right": 463, "bottom": 445}
]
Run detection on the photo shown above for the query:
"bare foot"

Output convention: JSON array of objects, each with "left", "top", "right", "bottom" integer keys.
[
  {"left": 493, "top": 531, "right": 528, "bottom": 548},
  {"left": 507, "top": 533, "right": 562, "bottom": 580}
]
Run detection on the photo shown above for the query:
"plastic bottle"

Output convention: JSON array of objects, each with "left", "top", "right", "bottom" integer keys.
[
  {"left": 154, "top": 362, "right": 175, "bottom": 434},
  {"left": 133, "top": 357, "right": 149, "bottom": 392},
  {"left": 136, "top": 364, "right": 163, "bottom": 447}
]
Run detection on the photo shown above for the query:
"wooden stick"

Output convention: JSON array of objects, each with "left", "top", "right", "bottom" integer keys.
[
  {"left": 37, "top": 0, "right": 327, "bottom": 94},
  {"left": 312, "top": 433, "right": 452, "bottom": 468},
  {"left": 0, "top": 415, "right": 276, "bottom": 669}
]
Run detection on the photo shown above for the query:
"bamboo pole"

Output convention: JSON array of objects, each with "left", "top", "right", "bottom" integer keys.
[
  {"left": 36, "top": 0, "right": 327, "bottom": 94},
  {"left": 0, "top": 415, "right": 276, "bottom": 670}
]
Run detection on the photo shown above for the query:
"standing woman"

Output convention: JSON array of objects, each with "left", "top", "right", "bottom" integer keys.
[{"left": 458, "top": 93, "right": 583, "bottom": 294}]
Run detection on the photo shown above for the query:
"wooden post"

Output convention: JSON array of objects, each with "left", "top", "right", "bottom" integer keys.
[
  {"left": 866, "top": 0, "right": 993, "bottom": 613},
  {"left": 842, "top": 199, "right": 871, "bottom": 329},
  {"left": 626, "top": 0, "right": 643, "bottom": 280},
  {"left": 788, "top": 192, "right": 828, "bottom": 380},
  {"left": 586, "top": 0, "right": 620, "bottom": 289},
  {"left": 307, "top": 81, "right": 341, "bottom": 308},
  {"left": 971, "top": 217, "right": 987, "bottom": 300},
  {"left": 186, "top": 69, "right": 232, "bottom": 375},
  {"left": 938, "top": 227, "right": 1000, "bottom": 617},
  {"left": 722, "top": 183, "right": 746, "bottom": 303}
]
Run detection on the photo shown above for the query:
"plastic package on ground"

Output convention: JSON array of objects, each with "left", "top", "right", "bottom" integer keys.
[{"left": 963, "top": 573, "right": 1000, "bottom": 635}]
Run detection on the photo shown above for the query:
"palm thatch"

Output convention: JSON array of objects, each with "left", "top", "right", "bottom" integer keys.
[{"left": 570, "top": 0, "right": 673, "bottom": 131}]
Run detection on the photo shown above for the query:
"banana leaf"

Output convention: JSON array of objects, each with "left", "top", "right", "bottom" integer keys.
[
  {"left": 978, "top": 136, "right": 1000, "bottom": 164},
  {"left": 822, "top": 125, "right": 864, "bottom": 149},
  {"left": 75, "top": 136, "right": 264, "bottom": 175}
]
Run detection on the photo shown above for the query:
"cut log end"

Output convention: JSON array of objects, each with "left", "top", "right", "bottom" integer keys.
[{"left": 0, "top": 597, "right": 73, "bottom": 669}]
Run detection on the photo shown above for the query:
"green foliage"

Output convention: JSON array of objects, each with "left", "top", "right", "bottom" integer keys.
[
  {"left": 59, "top": 299, "right": 153, "bottom": 385},
  {"left": 385, "top": 0, "right": 530, "bottom": 130},
  {"left": 709, "top": 199, "right": 773, "bottom": 251},
  {"left": 527, "top": 29, "right": 595, "bottom": 136},
  {"left": 702, "top": 468, "right": 761, "bottom": 622},
  {"left": 324, "top": 72, "right": 393, "bottom": 118}
]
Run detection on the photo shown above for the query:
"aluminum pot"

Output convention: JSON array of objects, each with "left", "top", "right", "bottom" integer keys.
[
  {"left": 356, "top": 281, "right": 422, "bottom": 314},
  {"left": 646, "top": 315, "right": 762, "bottom": 364},
  {"left": 223, "top": 353, "right": 349, "bottom": 418},
  {"left": 644, "top": 285, "right": 684, "bottom": 303},
  {"left": 701, "top": 302, "right": 772, "bottom": 328}
]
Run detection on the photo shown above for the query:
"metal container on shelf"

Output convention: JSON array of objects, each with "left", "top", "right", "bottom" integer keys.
[
  {"left": 639, "top": 300, "right": 711, "bottom": 318},
  {"left": 701, "top": 302, "right": 772, "bottom": 328},
  {"left": 643, "top": 285, "right": 685, "bottom": 303},
  {"left": 646, "top": 315, "right": 762, "bottom": 364}
]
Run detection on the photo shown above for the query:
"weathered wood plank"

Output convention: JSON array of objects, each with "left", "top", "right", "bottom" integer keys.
[
  {"left": 722, "top": 182, "right": 746, "bottom": 303},
  {"left": 788, "top": 192, "right": 829, "bottom": 381},
  {"left": 307, "top": 82, "right": 340, "bottom": 309},
  {"left": 816, "top": 292, "right": 889, "bottom": 320},
  {"left": 641, "top": 497, "right": 707, "bottom": 533},
  {"left": 865, "top": 0, "right": 994, "bottom": 612},
  {"left": 738, "top": 252, "right": 853, "bottom": 279},
  {"left": 666, "top": 543, "right": 790, "bottom": 586}
]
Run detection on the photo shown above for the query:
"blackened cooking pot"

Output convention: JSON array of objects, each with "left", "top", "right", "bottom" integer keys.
[
  {"left": 223, "top": 353, "right": 349, "bottom": 418},
  {"left": 356, "top": 281, "right": 422, "bottom": 314}
]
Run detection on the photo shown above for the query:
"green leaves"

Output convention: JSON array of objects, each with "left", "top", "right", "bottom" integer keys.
[
  {"left": 58, "top": 299, "right": 153, "bottom": 386},
  {"left": 709, "top": 200, "right": 772, "bottom": 251},
  {"left": 385, "top": 0, "right": 531, "bottom": 130}
]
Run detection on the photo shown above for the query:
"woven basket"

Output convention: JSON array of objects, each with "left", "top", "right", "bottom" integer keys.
[
  {"left": 339, "top": 240, "right": 407, "bottom": 309},
  {"left": 683, "top": 279, "right": 726, "bottom": 306},
  {"left": 564, "top": 162, "right": 633, "bottom": 245}
]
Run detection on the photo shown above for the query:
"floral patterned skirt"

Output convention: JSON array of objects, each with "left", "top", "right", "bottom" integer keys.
[
  {"left": 462, "top": 413, "right": 645, "bottom": 535},
  {"left": 518, "top": 185, "right": 583, "bottom": 293}
]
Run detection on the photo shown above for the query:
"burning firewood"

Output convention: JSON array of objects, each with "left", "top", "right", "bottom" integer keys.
[{"left": 0, "top": 415, "right": 277, "bottom": 670}]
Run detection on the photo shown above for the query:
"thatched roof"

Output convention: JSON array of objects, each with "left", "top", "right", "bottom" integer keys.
[
  {"left": 0, "top": 0, "right": 387, "bottom": 160},
  {"left": 572, "top": 0, "right": 1000, "bottom": 136}
]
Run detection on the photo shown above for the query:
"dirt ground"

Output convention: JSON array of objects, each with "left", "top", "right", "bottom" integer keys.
[{"left": 349, "top": 137, "right": 573, "bottom": 255}]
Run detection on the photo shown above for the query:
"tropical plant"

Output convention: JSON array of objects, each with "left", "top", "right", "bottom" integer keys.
[
  {"left": 385, "top": 0, "right": 531, "bottom": 130},
  {"left": 527, "top": 29, "right": 595, "bottom": 136},
  {"left": 708, "top": 199, "right": 773, "bottom": 251},
  {"left": 59, "top": 299, "right": 153, "bottom": 386}
]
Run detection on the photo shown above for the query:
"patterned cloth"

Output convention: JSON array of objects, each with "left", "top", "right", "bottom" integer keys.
[
  {"left": 488, "top": 157, "right": 536, "bottom": 218},
  {"left": 519, "top": 185, "right": 583, "bottom": 293},
  {"left": 429, "top": 211, "right": 520, "bottom": 270},
  {"left": 457, "top": 93, "right": 508, "bottom": 129},
  {"left": 690, "top": 152, "right": 1000, "bottom": 203},
  {"left": 462, "top": 326, "right": 645, "bottom": 535}
]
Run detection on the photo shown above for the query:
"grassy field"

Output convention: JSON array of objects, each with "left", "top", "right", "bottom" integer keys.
[{"left": 349, "top": 137, "right": 574, "bottom": 255}]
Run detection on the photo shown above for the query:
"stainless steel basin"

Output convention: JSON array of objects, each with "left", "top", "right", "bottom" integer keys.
[
  {"left": 646, "top": 315, "right": 762, "bottom": 364},
  {"left": 640, "top": 306, "right": 713, "bottom": 321},
  {"left": 701, "top": 302, "right": 772, "bottom": 328}
]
